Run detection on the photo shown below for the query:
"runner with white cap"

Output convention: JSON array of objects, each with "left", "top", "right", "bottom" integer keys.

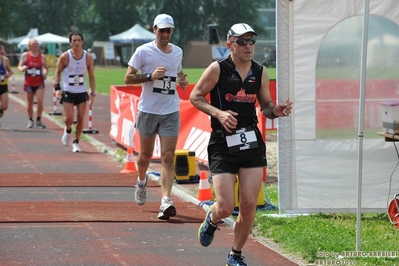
[{"left": 191, "top": 22, "right": 292, "bottom": 266}]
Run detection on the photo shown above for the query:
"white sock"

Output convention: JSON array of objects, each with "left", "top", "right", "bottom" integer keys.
[
  {"left": 162, "top": 197, "right": 171, "bottom": 203},
  {"left": 137, "top": 177, "right": 146, "bottom": 186}
]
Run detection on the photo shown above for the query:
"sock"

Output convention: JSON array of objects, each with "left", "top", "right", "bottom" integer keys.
[
  {"left": 230, "top": 248, "right": 242, "bottom": 256},
  {"left": 162, "top": 197, "right": 170, "bottom": 203},
  {"left": 66, "top": 128, "right": 72, "bottom": 134},
  {"left": 137, "top": 177, "right": 146, "bottom": 186},
  {"left": 73, "top": 139, "right": 79, "bottom": 144},
  {"left": 29, "top": 118, "right": 33, "bottom": 121},
  {"left": 36, "top": 117, "right": 41, "bottom": 122}
]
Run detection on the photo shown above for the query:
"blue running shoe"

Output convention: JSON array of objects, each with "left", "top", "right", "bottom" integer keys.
[
  {"left": 198, "top": 206, "right": 219, "bottom": 247},
  {"left": 226, "top": 253, "right": 247, "bottom": 266}
]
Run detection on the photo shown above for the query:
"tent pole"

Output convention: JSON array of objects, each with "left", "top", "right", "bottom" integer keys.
[{"left": 356, "top": 0, "right": 370, "bottom": 252}]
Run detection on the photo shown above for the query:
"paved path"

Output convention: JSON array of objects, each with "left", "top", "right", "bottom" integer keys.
[{"left": 0, "top": 76, "right": 304, "bottom": 266}]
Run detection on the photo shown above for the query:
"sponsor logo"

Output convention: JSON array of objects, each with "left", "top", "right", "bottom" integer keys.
[{"left": 225, "top": 88, "right": 256, "bottom": 103}]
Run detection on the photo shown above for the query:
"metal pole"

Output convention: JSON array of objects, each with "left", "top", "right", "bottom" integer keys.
[{"left": 356, "top": 0, "right": 370, "bottom": 252}]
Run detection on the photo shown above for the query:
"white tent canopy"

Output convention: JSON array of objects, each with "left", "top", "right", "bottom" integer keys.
[
  {"left": 109, "top": 24, "right": 155, "bottom": 44},
  {"left": 18, "top": 32, "right": 69, "bottom": 48},
  {"left": 277, "top": 0, "right": 399, "bottom": 214},
  {"left": 8, "top": 28, "right": 39, "bottom": 44}
]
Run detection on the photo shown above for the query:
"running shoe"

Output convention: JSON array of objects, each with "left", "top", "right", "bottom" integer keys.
[
  {"left": 72, "top": 143, "right": 81, "bottom": 152},
  {"left": 226, "top": 253, "right": 247, "bottom": 266},
  {"left": 36, "top": 120, "right": 46, "bottom": 129},
  {"left": 27, "top": 120, "right": 34, "bottom": 128},
  {"left": 135, "top": 174, "right": 149, "bottom": 205},
  {"left": 157, "top": 198, "right": 177, "bottom": 220},
  {"left": 62, "top": 129, "right": 71, "bottom": 146},
  {"left": 198, "top": 206, "right": 219, "bottom": 247}
]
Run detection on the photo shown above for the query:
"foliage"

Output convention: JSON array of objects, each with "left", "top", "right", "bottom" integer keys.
[{"left": 1, "top": 0, "right": 274, "bottom": 51}]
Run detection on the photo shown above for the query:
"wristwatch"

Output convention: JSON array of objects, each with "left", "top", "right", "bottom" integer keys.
[
  {"left": 90, "top": 92, "right": 96, "bottom": 97},
  {"left": 146, "top": 73, "right": 152, "bottom": 81}
]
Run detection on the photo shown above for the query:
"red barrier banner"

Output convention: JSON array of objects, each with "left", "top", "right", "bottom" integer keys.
[{"left": 109, "top": 80, "right": 277, "bottom": 164}]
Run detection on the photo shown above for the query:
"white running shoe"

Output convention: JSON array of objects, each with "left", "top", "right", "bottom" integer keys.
[
  {"left": 72, "top": 143, "right": 81, "bottom": 152},
  {"left": 62, "top": 130, "right": 71, "bottom": 146},
  {"left": 135, "top": 174, "right": 149, "bottom": 205},
  {"left": 157, "top": 198, "right": 177, "bottom": 220},
  {"left": 27, "top": 120, "right": 34, "bottom": 128},
  {"left": 36, "top": 120, "right": 46, "bottom": 129}
]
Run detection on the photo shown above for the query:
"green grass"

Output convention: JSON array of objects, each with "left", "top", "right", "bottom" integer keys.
[
  {"left": 261, "top": 184, "right": 399, "bottom": 265},
  {"left": 91, "top": 66, "right": 276, "bottom": 94},
  {"left": 14, "top": 66, "right": 276, "bottom": 94}
]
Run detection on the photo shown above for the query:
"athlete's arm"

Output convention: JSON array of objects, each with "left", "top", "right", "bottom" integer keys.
[
  {"left": 190, "top": 61, "right": 238, "bottom": 133},
  {"left": 17, "top": 53, "right": 28, "bottom": 72},
  {"left": 41, "top": 54, "right": 49, "bottom": 80}
]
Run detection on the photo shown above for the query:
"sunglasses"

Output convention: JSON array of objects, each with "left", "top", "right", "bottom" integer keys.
[
  {"left": 158, "top": 28, "right": 173, "bottom": 34},
  {"left": 230, "top": 38, "right": 256, "bottom": 46}
]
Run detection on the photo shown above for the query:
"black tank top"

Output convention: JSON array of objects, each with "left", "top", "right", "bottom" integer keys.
[{"left": 210, "top": 56, "right": 263, "bottom": 131}]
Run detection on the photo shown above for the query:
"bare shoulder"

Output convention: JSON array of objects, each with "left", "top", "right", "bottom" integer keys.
[
  {"left": 59, "top": 51, "right": 69, "bottom": 61},
  {"left": 204, "top": 61, "right": 220, "bottom": 76},
  {"left": 20, "top": 52, "right": 28, "bottom": 59},
  {"left": 56, "top": 51, "right": 68, "bottom": 67}
]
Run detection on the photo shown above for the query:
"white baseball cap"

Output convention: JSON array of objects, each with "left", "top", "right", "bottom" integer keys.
[
  {"left": 153, "top": 14, "right": 175, "bottom": 29},
  {"left": 227, "top": 23, "right": 257, "bottom": 38}
]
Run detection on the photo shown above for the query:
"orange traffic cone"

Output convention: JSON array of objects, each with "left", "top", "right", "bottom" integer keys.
[
  {"left": 120, "top": 147, "right": 138, "bottom": 174},
  {"left": 198, "top": 171, "right": 213, "bottom": 201}
]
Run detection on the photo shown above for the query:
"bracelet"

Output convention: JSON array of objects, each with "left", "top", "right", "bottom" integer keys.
[
  {"left": 271, "top": 107, "right": 279, "bottom": 118},
  {"left": 54, "top": 84, "right": 61, "bottom": 91}
]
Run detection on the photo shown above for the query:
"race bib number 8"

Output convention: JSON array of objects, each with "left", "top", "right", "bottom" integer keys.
[
  {"left": 153, "top": 76, "right": 176, "bottom": 95},
  {"left": 225, "top": 128, "right": 258, "bottom": 153}
]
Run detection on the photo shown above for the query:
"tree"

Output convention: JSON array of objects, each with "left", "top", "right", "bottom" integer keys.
[
  {"left": 91, "top": 0, "right": 143, "bottom": 41},
  {"left": 1, "top": 0, "right": 265, "bottom": 51}
]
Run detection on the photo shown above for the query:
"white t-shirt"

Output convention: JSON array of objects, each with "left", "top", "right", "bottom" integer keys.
[{"left": 127, "top": 41, "right": 183, "bottom": 115}]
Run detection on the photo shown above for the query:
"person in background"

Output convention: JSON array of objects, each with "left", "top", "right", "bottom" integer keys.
[
  {"left": 124, "top": 13, "right": 188, "bottom": 220},
  {"left": 18, "top": 38, "right": 49, "bottom": 129},
  {"left": 54, "top": 32, "right": 96, "bottom": 153},
  {"left": 0, "top": 45, "right": 14, "bottom": 127},
  {"left": 190, "top": 23, "right": 292, "bottom": 266},
  {"left": 261, "top": 46, "right": 270, "bottom": 67}
]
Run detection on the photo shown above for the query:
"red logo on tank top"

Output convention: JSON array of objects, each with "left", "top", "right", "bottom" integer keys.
[{"left": 225, "top": 88, "right": 256, "bottom": 103}]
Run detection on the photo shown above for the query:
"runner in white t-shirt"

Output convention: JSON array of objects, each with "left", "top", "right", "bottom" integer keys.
[{"left": 124, "top": 13, "right": 188, "bottom": 221}]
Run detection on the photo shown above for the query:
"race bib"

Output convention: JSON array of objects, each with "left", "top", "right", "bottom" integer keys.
[
  {"left": 27, "top": 68, "right": 40, "bottom": 76},
  {"left": 68, "top": 74, "right": 84, "bottom": 86},
  {"left": 225, "top": 127, "right": 258, "bottom": 153},
  {"left": 0, "top": 75, "right": 4, "bottom": 82},
  {"left": 153, "top": 76, "right": 176, "bottom": 95}
]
